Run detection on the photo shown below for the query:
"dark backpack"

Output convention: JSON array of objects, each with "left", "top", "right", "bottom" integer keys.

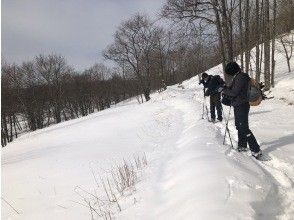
[{"left": 205, "top": 75, "right": 225, "bottom": 96}]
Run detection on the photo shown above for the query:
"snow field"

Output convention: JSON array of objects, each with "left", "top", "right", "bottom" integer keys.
[{"left": 2, "top": 35, "right": 294, "bottom": 219}]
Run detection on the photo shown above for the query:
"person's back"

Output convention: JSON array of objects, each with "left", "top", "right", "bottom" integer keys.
[
  {"left": 223, "top": 62, "right": 262, "bottom": 159},
  {"left": 203, "top": 75, "right": 225, "bottom": 96},
  {"left": 225, "top": 72, "right": 250, "bottom": 106}
]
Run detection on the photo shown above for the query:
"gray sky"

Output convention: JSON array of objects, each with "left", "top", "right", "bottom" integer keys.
[{"left": 2, "top": 0, "right": 165, "bottom": 70}]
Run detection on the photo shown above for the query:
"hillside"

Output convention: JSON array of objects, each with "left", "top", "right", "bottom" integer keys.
[{"left": 2, "top": 35, "right": 294, "bottom": 220}]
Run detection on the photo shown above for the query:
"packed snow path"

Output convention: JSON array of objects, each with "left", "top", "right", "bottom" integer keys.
[
  {"left": 2, "top": 75, "right": 294, "bottom": 219},
  {"left": 121, "top": 81, "right": 294, "bottom": 220}
]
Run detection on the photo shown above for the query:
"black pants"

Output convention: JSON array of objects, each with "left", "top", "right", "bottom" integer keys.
[
  {"left": 210, "top": 93, "right": 222, "bottom": 121},
  {"left": 234, "top": 103, "right": 260, "bottom": 153}
]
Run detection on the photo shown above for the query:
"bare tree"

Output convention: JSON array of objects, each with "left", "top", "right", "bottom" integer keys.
[
  {"left": 255, "top": 0, "right": 261, "bottom": 82},
  {"left": 162, "top": 0, "right": 238, "bottom": 82},
  {"left": 244, "top": 0, "right": 250, "bottom": 74},
  {"left": 104, "top": 14, "right": 161, "bottom": 101},
  {"left": 35, "top": 54, "right": 70, "bottom": 123},
  {"left": 263, "top": 0, "right": 271, "bottom": 90},
  {"left": 271, "top": 0, "right": 277, "bottom": 87},
  {"left": 278, "top": 34, "right": 294, "bottom": 72}
]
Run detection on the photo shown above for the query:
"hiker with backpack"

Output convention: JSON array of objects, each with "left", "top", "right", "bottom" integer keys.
[
  {"left": 220, "top": 62, "right": 263, "bottom": 159},
  {"left": 199, "top": 72, "right": 225, "bottom": 122}
]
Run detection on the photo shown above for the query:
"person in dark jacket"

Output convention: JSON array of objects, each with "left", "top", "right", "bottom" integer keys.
[
  {"left": 222, "top": 62, "right": 262, "bottom": 159},
  {"left": 199, "top": 72, "right": 225, "bottom": 122}
]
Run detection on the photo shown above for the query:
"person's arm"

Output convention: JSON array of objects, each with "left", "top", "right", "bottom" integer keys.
[
  {"left": 200, "top": 81, "right": 209, "bottom": 88},
  {"left": 219, "top": 76, "right": 226, "bottom": 86},
  {"left": 223, "top": 75, "right": 245, "bottom": 97},
  {"left": 203, "top": 81, "right": 209, "bottom": 88}
]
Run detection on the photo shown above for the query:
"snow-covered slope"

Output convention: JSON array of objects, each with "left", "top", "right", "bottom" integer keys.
[{"left": 2, "top": 36, "right": 294, "bottom": 219}]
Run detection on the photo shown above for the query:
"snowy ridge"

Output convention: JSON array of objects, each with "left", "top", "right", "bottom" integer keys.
[{"left": 2, "top": 36, "right": 294, "bottom": 219}]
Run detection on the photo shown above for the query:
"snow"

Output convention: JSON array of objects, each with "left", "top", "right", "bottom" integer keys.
[{"left": 2, "top": 35, "right": 294, "bottom": 219}]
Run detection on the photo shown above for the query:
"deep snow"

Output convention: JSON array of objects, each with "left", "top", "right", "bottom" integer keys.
[{"left": 2, "top": 36, "right": 294, "bottom": 219}]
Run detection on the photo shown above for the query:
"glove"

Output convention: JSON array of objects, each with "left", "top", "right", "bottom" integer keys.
[
  {"left": 259, "top": 82, "right": 265, "bottom": 89},
  {"left": 217, "top": 86, "right": 224, "bottom": 93},
  {"left": 221, "top": 94, "right": 233, "bottom": 106},
  {"left": 204, "top": 89, "right": 210, "bottom": 96}
]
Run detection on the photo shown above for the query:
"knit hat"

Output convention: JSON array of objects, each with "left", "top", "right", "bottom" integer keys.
[
  {"left": 201, "top": 72, "right": 208, "bottom": 79},
  {"left": 225, "top": 62, "right": 241, "bottom": 76}
]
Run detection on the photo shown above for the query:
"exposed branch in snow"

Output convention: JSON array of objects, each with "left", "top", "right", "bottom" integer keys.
[
  {"left": 75, "top": 153, "right": 148, "bottom": 219},
  {"left": 2, "top": 197, "right": 21, "bottom": 214}
]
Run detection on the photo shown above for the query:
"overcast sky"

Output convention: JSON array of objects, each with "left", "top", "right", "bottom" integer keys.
[{"left": 2, "top": 0, "right": 165, "bottom": 70}]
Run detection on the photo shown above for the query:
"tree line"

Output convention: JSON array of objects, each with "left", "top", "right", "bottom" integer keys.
[
  {"left": 2, "top": 0, "right": 293, "bottom": 147},
  {"left": 1, "top": 56, "right": 142, "bottom": 146}
]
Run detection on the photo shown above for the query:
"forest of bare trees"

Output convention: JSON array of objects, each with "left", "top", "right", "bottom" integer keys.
[
  {"left": 162, "top": 0, "right": 293, "bottom": 86},
  {"left": 2, "top": 0, "right": 293, "bottom": 147},
  {"left": 1, "top": 56, "right": 142, "bottom": 146}
]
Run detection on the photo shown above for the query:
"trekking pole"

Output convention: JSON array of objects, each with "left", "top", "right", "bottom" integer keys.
[
  {"left": 205, "top": 99, "right": 210, "bottom": 121},
  {"left": 203, "top": 88, "right": 211, "bottom": 121},
  {"left": 202, "top": 97, "right": 205, "bottom": 119},
  {"left": 201, "top": 88, "right": 206, "bottom": 119},
  {"left": 222, "top": 105, "right": 234, "bottom": 148}
]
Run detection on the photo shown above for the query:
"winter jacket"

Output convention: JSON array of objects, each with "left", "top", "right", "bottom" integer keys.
[
  {"left": 223, "top": 72, "right": 250, "bottom": 106},
  {"left": 201, "top": 75, "right": 225, "bottom": 96}
]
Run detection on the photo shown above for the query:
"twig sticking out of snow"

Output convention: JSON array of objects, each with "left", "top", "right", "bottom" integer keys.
[
  {"left": 2, "top": 197, "right": 21, "bottom": 214},
  {"left": 75, "top": 153, "right": 148, "bottom": 220}
]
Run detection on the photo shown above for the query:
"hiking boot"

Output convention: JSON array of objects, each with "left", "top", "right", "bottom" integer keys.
[{"left": 237, "top": 146, "right": 249, "bottom": 152}]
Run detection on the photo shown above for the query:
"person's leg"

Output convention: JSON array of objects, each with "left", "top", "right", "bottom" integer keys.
[
  {"left": 234, "top": 105, "right": 247, "bottom": 149},
  {"left": 210, "top": 95, "right": 216, "bottom": 121},
  {"left": 235, "top": 103, "right": 261, "bottom": 152},
  {"left": 216, "top": 93, "right": 223, "bottom": 121},
  {"left": 246, "top": 106, "right": 261, "bottom": 153},
  {"left": 246, "top": 131, "right": 260, "bottom": 153}
]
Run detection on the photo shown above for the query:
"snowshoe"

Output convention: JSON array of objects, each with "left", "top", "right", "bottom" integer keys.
[{"left": 252, "top": 151, "right": 271, "bottom": 161}]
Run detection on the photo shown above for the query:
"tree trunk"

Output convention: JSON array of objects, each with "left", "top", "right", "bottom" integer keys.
[
  {"left": 255, "top": 0, "right": 261, "bottom": 82},
  {"left": 9, "top": 114, "right": 13, "bottom": 142},
  {"left": 271, "top": 0, "right": 277, "bottom": 87},
  {"left": 13, "top": 114, "right": 18, "bottom": 139},
  {"left": 1, "top": 113, "right": 8, "bottom": 147},
  {"left": 244, "top": 0, "right": 250, "bottom": 74},
  {"left": 239, "top": 0, "right": 244, "bottom": 71},
  {"left": 264, "top": 0, "right": 271, "bottom": 91},
  {"left": 280, "top": 38, "right": 292, "bottom": 72},
  {"left": 212, "top": 0, "right": 230, "bottom": 82},
  {"left": 220, "top": 0, "right": 234, "bottom": 62}
]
